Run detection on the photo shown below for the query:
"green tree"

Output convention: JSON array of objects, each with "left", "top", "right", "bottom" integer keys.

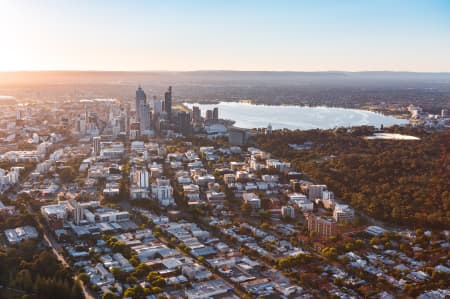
[
  {"left": 77, "top": 272, "right": 90, "bottom": 284},
  {"left": 102, "top": 292, "right": 116, "bottom": 299}
]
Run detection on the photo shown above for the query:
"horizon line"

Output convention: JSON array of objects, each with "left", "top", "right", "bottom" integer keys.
[{"left": 1, "top": 69, "right": 450, "bottom": 74}]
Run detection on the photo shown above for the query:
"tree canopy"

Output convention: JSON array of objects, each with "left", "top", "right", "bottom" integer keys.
[{"left": 253, "top": 126, "right": 449, "bottom": 228}]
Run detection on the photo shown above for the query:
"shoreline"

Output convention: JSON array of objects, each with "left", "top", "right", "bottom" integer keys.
[
  {"left": 182, "top": 100, "right": 410, "bottom": 118},
  {"left": 183, "top": 101, "right": 409, "bottom": 131}
]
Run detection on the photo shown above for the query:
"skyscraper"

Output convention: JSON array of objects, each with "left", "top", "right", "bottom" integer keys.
[
  {"left": 164, "top": 86, "right": 172, "bottom": 121},
  {"left": 78, "top": 113, "right": 86, "bottom": 134},
  {"left": 119, "top": 107, "right": 127, "bottom": 133},
  {"left": 135, "top": 86, "right": 153, "bottom": 134},
  {"left": 151, "top": 96, "right": 163, "bottom": 115},
  {"left": 192, "top": 106, "right": 201, "bottom": 123},
  {"left": 213, "top": 107, "right": 219, "bottom": 120},
  {"left": 139, "top": 101, "right": 152, "bottom": 133},
  {"left": 206, "top": 109, "right": 213, "bottom": 121},
  {"left": 175, "top": 111, "right": 192, "bottom": 136},
  {"left": 136, "top": 85, "right": 146, "bottom": 122}
]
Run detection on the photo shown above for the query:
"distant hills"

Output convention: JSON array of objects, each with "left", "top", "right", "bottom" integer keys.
[
  {"left": 0, "top": 71, "right": 449, "bottom": 112},
  {"left": 1, "top": 70, "right": 450, "bottom": 87}
]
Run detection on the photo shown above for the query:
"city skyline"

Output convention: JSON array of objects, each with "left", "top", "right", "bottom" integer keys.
[
  {"left": 1, "top": 0, "right": 450, "bottom": 72},
  {"left": 0, "top": 2, "right": 448, "bottom": 298}
]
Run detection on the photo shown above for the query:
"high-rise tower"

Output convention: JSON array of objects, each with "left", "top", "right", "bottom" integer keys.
[
  {"left": 164, "top": 86, "right": 172, "bottom": 121},
  {"left": 139, "top": 101, "right": 152, "bottom": 133},
  {"left": 136, "top": 85, "right": 147, "bottom": 122},
  {"left": 192, "top": 106, "right": 201, "bottom": 123}
]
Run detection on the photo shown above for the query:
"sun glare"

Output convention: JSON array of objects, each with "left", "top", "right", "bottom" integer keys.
[{"left": 0, "top": 1, "right": 35, "bottom": 71}]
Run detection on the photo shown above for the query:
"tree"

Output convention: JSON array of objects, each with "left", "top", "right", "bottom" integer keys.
[
  {"left": 129, "top": 255, "right": 140, "bottom": 267},
  {"left": 321, "top": 247, "right": 338, "bottom": 260},
  {"left": 71, "top": 281, "right": 83, "bottom": 299},
  {"left": 254, "top": 128, "right": 450, "bottom": 228},
  {"left": 31, "top": 251, "right": 60, "bottom": 277},
  {"left": 111, "top": 267, "right": 126, "bottom": 282},
  {"left": 57, "top": 166, "right": 76, "bottom": 183},
  {"left": 124, "top": 288, "right": 135, "bottom": 298},
  {"left": 102, "top": 292, "right": 116, "bottom": 299},
  {"left": 16, "top": 269, "right": 33, "bottom": 291},
  {"left": 151, "top": 286, "right": 163, "bottom": 294},
  {"left": 260, "top": 222, "right": 270, "bottom": 229},
  {"left": 77, "top": 272, "right": 89, "bottom": 284},
  {"left": 259, "top": 211, "right": 270, "bottom": 222},
  {"left": 133, "top": 263, "right": 150, "bottom": 279},
  {"left": 241, "top": 202, "right": 252, "bottom": 216},
  {"left": 354, "top": 239, "right": 364, "bottom": 249},
  {"left": 152, "top": 278, "right": 166, "bottom": 288}
]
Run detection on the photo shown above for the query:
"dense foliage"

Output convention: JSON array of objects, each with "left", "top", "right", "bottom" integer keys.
[
  {"left": 0, "top": 239, "right": 83, "bottom": 299},
  {"left": 253, "top": 126, "right": 449, "bottom": 228}
]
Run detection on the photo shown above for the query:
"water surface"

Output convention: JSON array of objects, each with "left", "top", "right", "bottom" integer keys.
[{"left": 184, "top": 102, "right": 408, "bottom": 130}]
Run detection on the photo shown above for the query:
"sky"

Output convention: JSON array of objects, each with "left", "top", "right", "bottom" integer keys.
[{"left": 0, "top": 0, "right": 449, "bottom": 72}]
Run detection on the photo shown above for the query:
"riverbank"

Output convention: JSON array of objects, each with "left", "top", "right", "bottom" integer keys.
[{"left": 184, "top": 101, "right": 409, "bottom": 131}]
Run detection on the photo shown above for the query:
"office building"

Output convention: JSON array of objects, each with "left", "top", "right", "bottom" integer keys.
[
  {"left": 78, "top": 113, "right": 87, "bottom": 134},
  {"left": 164, "top": 86, "right": 172, "bottom": 121},
  {"left": 41, "top": 202, "right": 67, "bottom": 229},
  {"left": 129, "top": 122, "right": 140, "bottom": 140},
  {"left": 135, "top": 86, "right": 153, "bottom": 134},
  {"left": 192, "top": 106, "right": 201, "bottom": 123},
  {"left": 151, "top": 96, "right": 163, "bottom": 115},
  {"left": 228, "top": 128, "right": 248, "bottom": 146},
  {"left": 333, "top": 204, "right": 355, "bottom": 223},
  {"left": 68, "top": 199, "right": 84, "bottom": 225},
  {"left": 132, "top": 168, "right": 149, "bottom": 189},
  {"left": 212, "top": 107, "right": 219, "bottom": 120},
  {"left": 307, "top": 214, "right": 338, "bottom": 238},
  {"left": 175, "top": 111, "right": 192, "bottom": 136},
  {"left": 97, "top": 211, "right": 130, "bottom": 222},
  {"left": 93, "top": 136, "right": 101, "bottom": 156},
  {"left": 281, "top": 205, "right": 295, "bottom": 219},
  {"left": 206, "top": 109, "right": 213, "bottom": 121},
  {"left": 139, "top": 101, "right": 152, "bottom": 133},
  {"left": 266, "top": 159, "right": 291, "bottom": 172},
  {"left": 152, "top": 177, "right": 174, "bottom": 207},
  {"left": 442, "top": 108, "right": 449, "bottom": 118},
  {"left": 135, "top": 85, "right": 146, "bottom": 121},
  {"left": 288, "top": 193, "right": 313, "bottom": 212},
  {"left": 308, "top": 184, "right": 327, "bottom": 201},
  {"left": 243, "top": 192, "right": 261, "bottom": 209}
]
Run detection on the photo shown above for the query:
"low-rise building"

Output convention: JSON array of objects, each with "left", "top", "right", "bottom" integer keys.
[
  {"left": 243, "top": 192, "right": 261, "bottom": 209},
  {"left": 281, "top": 205, "right": 295, "bottom": 219},
  {"left": 182, "top": 263, "right": 213, "bottom": 281},
  {"left": 4, "top": 226, "right": 38, "bottom": 244},
  {"left": 266, "top": 159, "right": 290, "bottom": 172},
  {"left": 98, "top": 211, "right": 130, "bottom": 223},
  {"left": 333, "top": 204, "right": 354, "bottom": 223},
  {"left": 185, "top": 279, "right": 231, "bottom": 299},
  {"left": 41, "top": 202, "right": 67, "bottom": 229},
  {"left": 288, "top": 193, "right": 314, "bottom": 212},
  {"left": 152, "top": 177, "right": 174, "bottom": 207},
  {"left": 223, "top": 173, "right": 236, "bottom": 184}
]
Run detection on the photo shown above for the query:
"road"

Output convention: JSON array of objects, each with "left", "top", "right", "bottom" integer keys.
[
  {"left": 30, "top": 205, "right": 94, "bottom": 299},
  {"left": 11, "top": 147, "right": 95, "bottom": 299},
  {"left": 138, "top": 210, "right": 246, "bottom": 298}
]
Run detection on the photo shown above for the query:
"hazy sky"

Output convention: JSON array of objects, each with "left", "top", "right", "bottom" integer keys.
[{"left": 1, "top": 0, "right": 449, "bottom": 71}]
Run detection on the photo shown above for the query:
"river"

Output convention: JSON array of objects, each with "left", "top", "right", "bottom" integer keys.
[{"left": 184, "top": 102, "right": 408, "bottom": 130}]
